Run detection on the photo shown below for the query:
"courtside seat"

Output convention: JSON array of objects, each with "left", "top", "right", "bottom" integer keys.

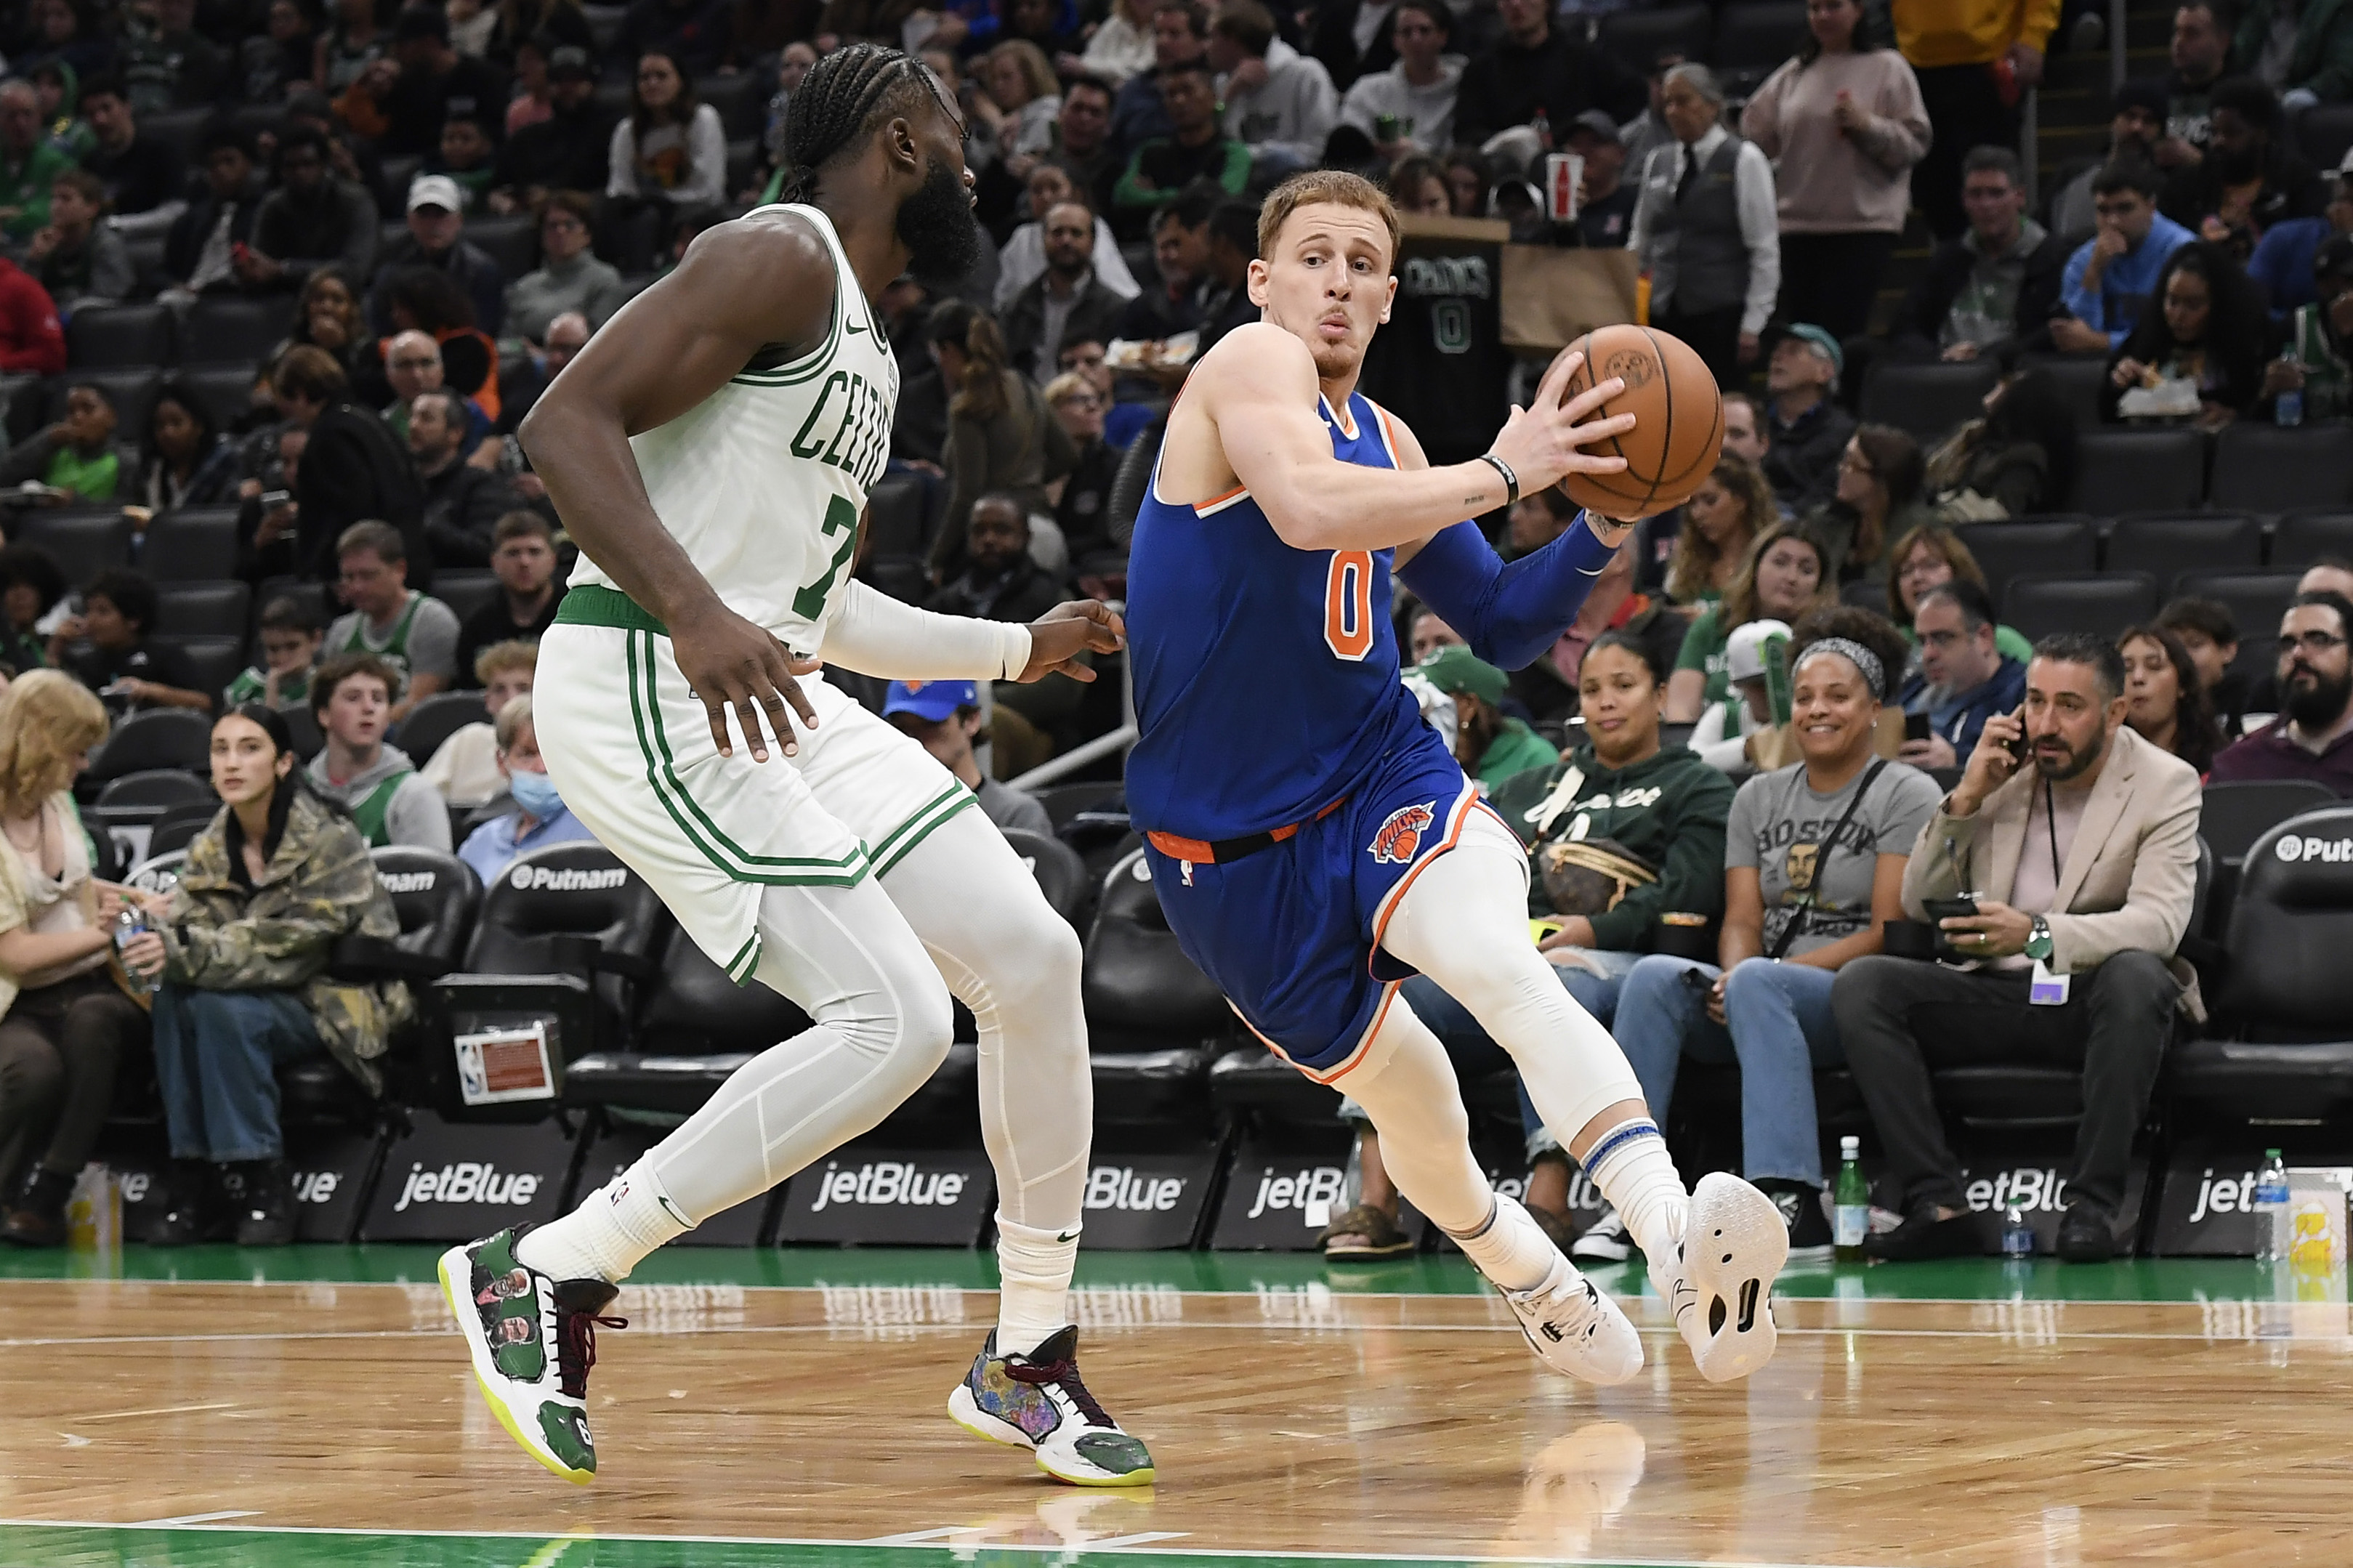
[
  {"left": 83, "top": 709, "right": 211, "bottom": 791},
  {"left": 1206, "top": 1046, "right": 1343, "bottom": 1128},
  {"left": 296, "top": 847, "right": 481, "bottom": 1121},
  {"left": 1083, "top": 845, "right": 1230, "bottom": 1123},
  {"left": 2173, "top": 807, "right": 2353, "bottom": 1125}
]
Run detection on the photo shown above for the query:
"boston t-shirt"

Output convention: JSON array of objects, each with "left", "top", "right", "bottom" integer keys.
[{"left": 1725, "top": 758, "right": 1942, "bottom": 956}]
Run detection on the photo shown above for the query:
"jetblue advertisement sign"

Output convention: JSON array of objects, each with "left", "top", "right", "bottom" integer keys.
[
  {"left": 775, "top": 1147, "right": 995, "bottom": 1246},
  {"left": 1956, "top": 1159, "right": 2148, "bottom": 1254},
  {"left": 283, "top": 1128, "right": 380, "bottom": 1244},
  {"left": 1210, "top": 1136, "right": 1355, "bottom": 1250},
  {"left": 578, "top": 1124, "right": 775, "bottom": 1247},
  {"left": 1076, "top": 1152, "right": 1218, "bottom": 1250},
  {"left": 358, "top": 1110, "right": 576, "bottom": 1242},
  {"left": 2150, "top": 1149, "right": 2353, "bottom": 1256}
]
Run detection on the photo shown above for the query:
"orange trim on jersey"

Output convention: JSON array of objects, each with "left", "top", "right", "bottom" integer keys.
[
  {"left": 1193, "top": 484, "right": 1252, "bottom": 516},
  {"left": 1239, "top": 982, "right": 1402, "bottom": 1086},
  {"left": 1366, "top": 399, "right": 1404, "bottom": 469},
  {"left": 1321, "top": 393, "right": 1360, "bottom": 441}
]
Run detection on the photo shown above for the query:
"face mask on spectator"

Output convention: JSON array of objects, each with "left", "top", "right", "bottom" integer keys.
[{"left": 509, "top": 767, "right": 564, "bottom": 818}]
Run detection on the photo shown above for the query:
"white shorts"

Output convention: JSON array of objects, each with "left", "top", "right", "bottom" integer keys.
[{"left": 535, "top": 602, "right": 975, "bottom": 985}]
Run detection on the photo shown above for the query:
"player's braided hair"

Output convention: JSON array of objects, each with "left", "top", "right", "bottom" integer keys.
[{"left": 777, "top": 42, "right": 944, "bottom": 206}]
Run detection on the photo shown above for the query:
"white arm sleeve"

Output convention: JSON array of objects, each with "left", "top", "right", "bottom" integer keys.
[{"left": 816, "top": 580, "right": 1034, "bottom": 681}]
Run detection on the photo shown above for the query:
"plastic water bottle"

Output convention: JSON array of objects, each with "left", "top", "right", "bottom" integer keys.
[
  {"left": 2001, "top": 1203, "right": 2035, "bottom": 1258},
  {"left": 2255, "top": 1149, "right": 2291, "bottom": 1264},
  {"left": 2276, "top": 346, "right": 2305, "bottom": 427},
  {"left": 1833, "top": 1136, "right": 1869, "bottom": 1262},
  {"left": 113, "top": 907, "right": 156, "bottom": 996}
]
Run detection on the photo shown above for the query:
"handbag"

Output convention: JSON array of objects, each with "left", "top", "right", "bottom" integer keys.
[{"left": 1536, "top": 836, "right": 1658, "bottom": 920}]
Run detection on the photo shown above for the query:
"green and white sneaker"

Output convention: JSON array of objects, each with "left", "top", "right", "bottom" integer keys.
[
  {"left": 439, "top": 1227, "right": 627, "bottom": 1484},
  {"left": 947, "top": 1326, "right": 1155, "bottom": 1487}
]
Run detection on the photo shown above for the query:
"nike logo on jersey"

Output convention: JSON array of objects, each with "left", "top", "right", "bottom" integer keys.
[{"left": 847, "top": 319, "right": 868, "bottom": 334}]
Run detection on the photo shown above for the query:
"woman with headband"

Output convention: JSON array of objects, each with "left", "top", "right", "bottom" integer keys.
[{"left": 1607, "top": 615, "right": 1942, "bottom": 1255}]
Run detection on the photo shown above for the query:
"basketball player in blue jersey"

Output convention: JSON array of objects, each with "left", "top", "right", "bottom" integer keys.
[{"left": 1129, "top": 170, "right": 1790, "bottom": 1386}]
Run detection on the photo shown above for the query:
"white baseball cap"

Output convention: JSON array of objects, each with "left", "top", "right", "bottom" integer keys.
[
  {"left": 1726, "top": 618, "right": 1791, "bottom": 683},
  {"left": 407, "top": 174, "right": 464, "bottom": 214}
]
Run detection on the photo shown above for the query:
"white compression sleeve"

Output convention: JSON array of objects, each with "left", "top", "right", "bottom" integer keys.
[{"left": 817, "top": 580, "right": 1033, "bottom": 681}]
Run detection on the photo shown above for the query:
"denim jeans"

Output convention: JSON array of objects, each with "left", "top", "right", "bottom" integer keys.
[
  {"left": 150, "top": 986, "right": 324, "bottom": 1162},
  {"left": 1612, "top": 955, "right": 1845, "bottom": 1187},
  {"left": 1341, "top": 950, "right": 1644, "bottom": 1162}
]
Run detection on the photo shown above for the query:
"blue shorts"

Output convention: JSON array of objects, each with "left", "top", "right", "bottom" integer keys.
[{"left": 1142, "top": 734, "right": 1489, "bottom": 1082}]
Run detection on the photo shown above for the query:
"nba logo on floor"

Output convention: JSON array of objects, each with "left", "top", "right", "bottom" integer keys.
[{"left": 1370, "top": 802, "right": 1437, "bottom": 865}]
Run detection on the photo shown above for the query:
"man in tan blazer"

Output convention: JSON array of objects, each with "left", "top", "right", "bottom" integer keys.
[{"left": 1832, "top": 634, "right": 2200, "bottom": 1264}]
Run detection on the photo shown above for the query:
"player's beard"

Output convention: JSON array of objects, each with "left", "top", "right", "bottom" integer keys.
[{"left": 897, "top": 157, "right": 981, "bottom": 285}]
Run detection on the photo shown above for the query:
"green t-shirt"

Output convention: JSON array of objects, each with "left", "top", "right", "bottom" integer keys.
[
  {"left": 0, "top": 142, "right": 71, "bottom": 241},
  {"left": 222, "top": 664, "right": 312, "bottom": 711},
  {"left": 44, "top": 444, "right": 119, "bottom": 503},
  {"left": 1475, "top": 717, "right": 1560, "bottom": 791},
  {"left": 1676, "top": 607, "right": 1735, "bottom": 708}
]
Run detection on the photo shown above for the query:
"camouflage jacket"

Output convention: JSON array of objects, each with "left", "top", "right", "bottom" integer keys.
[{"left": 161, "top": 792, "right": 413, "bottom": 1096}]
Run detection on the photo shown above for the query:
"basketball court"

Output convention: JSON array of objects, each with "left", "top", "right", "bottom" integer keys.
[{"left": 1, "top": 1246, "right": 2342, "bottom": 1567}]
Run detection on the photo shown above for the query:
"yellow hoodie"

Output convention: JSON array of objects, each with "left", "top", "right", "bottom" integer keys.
[{"left": 1892, "top": 0, "right": 2061, "bottom": 68}]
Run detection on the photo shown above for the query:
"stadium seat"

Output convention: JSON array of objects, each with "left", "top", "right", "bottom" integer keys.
[
  {"left": 1955, "top": 517, "right": 2097, "bottom": 609},
  {"left": 432, "top": 570, "right": 501, "bottom": 626},
  {"left": 1036, "top": 780, "right": 1123, "bottom": 831},
  {"left": 67, "top": 304, "right": 174, "bottom": 369},
  {"left": 179, "top": 295, "right": 294, "bottom": 365},
  {"left": 377, "top": 154, "right": 424, "bottom": 212},
  {"left": 2274, "top": 509, "right": 2353, "bottom": 568},
  {"left": 861, "top": 472, "right": 930, "bottom": 602},
  {"left": 140, "top": 106, "right": 211, "bottom": 154},
  {"left": 151, "top": 637, "right": 243, "bottom": 706},
  {"left": 143, "top": 802, "right": 219, "bottom": 860},
  {"left": 142, "top": 509, "right": 242, "bottom": 581},
  {"left": 2105, "top": 513, "right": 2264, "bottom": 594},
  {"left": 87, "top": 769, "right": 215, "bottom": 866},
  {"left": 123, "top": 845, "right": 188, "bottom": 896},
  {"left": 175, "top": 363, "right": 262, "bottom": 432},
  {"left": 2210, "top": 423, "right": 2353, "bottom": 512},
  {"left": 2174, "top": 570, "right": 2303, "bottom": 679},
  {"left": 1081, "top": 847, "right": 1235, "bottom": 1128},
  {"left": 86, "top": 709, "right": 211, "bottom": 786},
  {"left": 15, "top": 511, "right": 133, "bottom": 583},
  {"left": 1710, "top": 2, "right": 1804, "bottom": 86},
  {"left": 392, "top": 690, "right": 487, "bottom": 767},
  {"left": 2296, "top": 102, "right": 2353, "bottom": 176},
  {"left": 463, "top": 214, "right": 538, "bottom": 278},
  {"left": 2019, "top": 353, "right": 2108, "bottom": 427},
  {"left": 283, "top": 704, "right": 323, "bottom": 759},
  {"left": 448, "top": 839, "right": 669, "bottom": 1048},
  {"left": 567, "top": 925, "right": 819, "bottom": 1116},
  {"left": 2067, "top": 428, "right": 2205, "bottom": 513},
  {"left": 152, "top": 580, "right": 250, "bottom": 638},
  {"left": 1860, "top": 358, "right": 2002, "bottom": 442},
  {"left": 2001, "top": 572, "right": 2156, "bottom": 643},
  {"left": 1000, "top": 828, "right": 1091, "bottom": 929},
  {"left": 2201, "top": 780, "right": 2337, "bottom": 866},
  {"left": 2173, "top": 805, "right": 2353, "bottom": 1124},
  {"left": 1596, "top": 5, "right": 1711, "bottom": 77},
  {"left": 695, "top": 71, "right": 766, "bottom": 137}
]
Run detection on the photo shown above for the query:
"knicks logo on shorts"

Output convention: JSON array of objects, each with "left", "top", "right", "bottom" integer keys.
[{"left": 1369, "top": 801, "right": 1438, "bottom": 865}]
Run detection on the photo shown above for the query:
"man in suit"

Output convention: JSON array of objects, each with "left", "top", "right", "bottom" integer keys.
[{"left": 1832, "top": 632, "right": 2200, "bottom": 1264}]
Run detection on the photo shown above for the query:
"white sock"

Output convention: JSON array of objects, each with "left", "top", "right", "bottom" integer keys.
[
  {"left": 993, "top": 1213, "right": 1077, "bottom": 1356},
  {"left": 1583, "top": 1118, "right": 1687, "bottom": 1266},
  {"left": 1444, "top": 1192, "right": 1558, "bottom": 1293},
  {"left": 514, "top": 1162, "right": 693, "bottom": 1284}
]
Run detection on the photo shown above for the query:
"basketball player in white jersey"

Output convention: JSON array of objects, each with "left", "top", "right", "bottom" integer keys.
[{"left": 440, "top": 44, "right": 1150, "bottom": 1489}]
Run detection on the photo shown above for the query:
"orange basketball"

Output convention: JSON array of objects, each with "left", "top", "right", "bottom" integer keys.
[{"left": 1554, "top": 323, "right": 1725, "bottom": 520}]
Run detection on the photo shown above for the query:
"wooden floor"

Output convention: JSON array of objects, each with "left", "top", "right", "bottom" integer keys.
[{"left": 2, "top": 1264, "right": 2350, "bottom": 1567}]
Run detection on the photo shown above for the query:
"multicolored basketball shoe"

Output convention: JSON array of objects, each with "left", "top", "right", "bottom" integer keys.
[
  {"left": 439, "top": 1227, "right": 627, "bottom": 1484},
  {"left": 947, "top": 1326, "right": 1155, "bottom": 1486}
]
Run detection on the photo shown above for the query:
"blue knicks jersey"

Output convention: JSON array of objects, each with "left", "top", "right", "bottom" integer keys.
[{"left": 1126, "top": 390, "right": 1432, "bottom": 841}]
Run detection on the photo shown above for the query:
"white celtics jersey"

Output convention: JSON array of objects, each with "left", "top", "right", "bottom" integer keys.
[{"left": 568, "top": 203, "right": 900, "bottom": 654}]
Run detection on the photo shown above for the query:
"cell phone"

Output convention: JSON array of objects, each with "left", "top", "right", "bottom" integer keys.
[
  {"left": 2001, "top": 705, "right": 2028, "bottom": 759},
  {"left": 1904, "top": 711, "right": 1932, "bottom": 743},
  {"left": 1677, "top": 965, "right": 1714, "bottom": 993},
  {"left": 259, "top": 489, "right": 291, "bottom": 509},
  {"left": 1922, "top": 895, "right": 1979, "bottom": 924}
]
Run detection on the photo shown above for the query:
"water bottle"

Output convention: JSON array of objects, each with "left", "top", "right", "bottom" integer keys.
[
  {"left": 113, "top": 907, "right": 156, "bottom": 996},
  {"left": 1833, "top": 1135, "right": 1869, "bottom": 1262},
  {"left": 2001, "top": 1202, "right": 2035, "bottom": 1258},
  {"left": 2255, "top": 1148, "right": 2291, "bottom": 1264},
  {"left": 2276, "top": 345, "right": 2305, "bottom": 427}
]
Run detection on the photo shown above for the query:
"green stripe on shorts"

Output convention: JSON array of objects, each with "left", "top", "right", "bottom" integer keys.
[{"left": 868, "top": 781, "right": 980, "bottom": 877}]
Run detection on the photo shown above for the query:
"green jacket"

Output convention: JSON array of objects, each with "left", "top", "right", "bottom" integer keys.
[
  {"left": 2235, "top": 0, "right": 2353, "bottom": 102},
  {"left": 0, "top": 141, "right": 72, "bottom": 243},
  {"left": 1474, "top": 716, "right": 1559, "bottom": 791},
  {"left": 161, "top": 791, "right": 413, "bottom": 1096},
  {"left": 1488, "top": 743, "right": 1737, "bottom": 951}
]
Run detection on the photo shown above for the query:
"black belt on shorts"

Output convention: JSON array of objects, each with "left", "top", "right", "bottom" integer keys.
[{"left": 1145, "top": 795, "right": 1349, "bottom": 866}]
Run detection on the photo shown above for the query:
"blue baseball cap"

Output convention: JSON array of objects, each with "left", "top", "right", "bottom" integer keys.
[{"left": 882, "top": 680, "right": 979, "bottom": 722}]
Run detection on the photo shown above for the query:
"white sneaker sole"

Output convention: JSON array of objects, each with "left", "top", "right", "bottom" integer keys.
[
  {"left": 947, "top": 1383, "right": 1156, "bottom": 1487},
  {"left": 438, "top": 1243, "right": 593, "bottom": 1485},
  {"left": 1570, "top": 1232, "right": 1633, "bottom": 1264},
  {"left": 1674, "top": 1173, "right": 1788, "bottom": 1383}
]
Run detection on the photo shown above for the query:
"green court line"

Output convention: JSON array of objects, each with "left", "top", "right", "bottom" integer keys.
[
  {"left": 0, "top": 1520, "right": 1860, "bottom": 1568},
  {"left": 0, "top": 1244, "right": 2288, "bottom": 1305}
]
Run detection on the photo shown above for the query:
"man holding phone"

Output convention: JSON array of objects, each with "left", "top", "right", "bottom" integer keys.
[{"left": 1831, "top": 633, "right": 2202, "bottom": 1264}]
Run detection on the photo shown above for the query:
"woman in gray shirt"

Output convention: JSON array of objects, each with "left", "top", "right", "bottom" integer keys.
[{"left": 1606, "top": 616, "right": 1940, "bottom": 1255}]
